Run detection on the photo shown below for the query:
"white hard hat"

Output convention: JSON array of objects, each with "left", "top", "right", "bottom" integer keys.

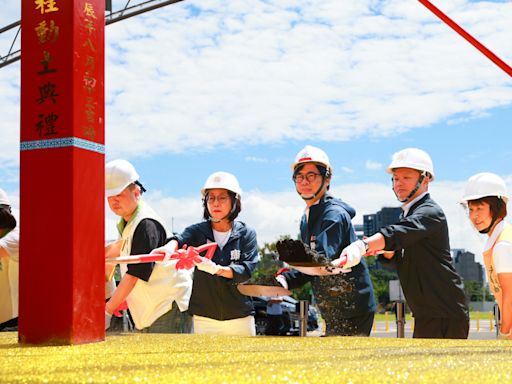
[
  {"left": 0, "top": 188, "right": 10, "bottom": 206},
  {"left": 201, "top": 171, "right": 242, "bottom": 196},
  {"left": 292, "top": 145, "right": 332, "bottom": 174},
  {"left": 386, "top": 148, "right": 434, "bottom": 181},
  {"left": 461, "top": 172, "right": 509, "bottom": 204},
  {"left": 105, "top": 159, "right": 140, "bottom": 197}
]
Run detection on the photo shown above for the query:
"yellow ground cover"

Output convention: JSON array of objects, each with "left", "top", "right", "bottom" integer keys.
[{"left": 1, "top": 332, "right": 511, "bottom": 383}]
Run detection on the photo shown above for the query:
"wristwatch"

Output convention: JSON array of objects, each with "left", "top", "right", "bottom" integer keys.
[{"left": 362, "top": 239, "right": 370, "bottom": 252}]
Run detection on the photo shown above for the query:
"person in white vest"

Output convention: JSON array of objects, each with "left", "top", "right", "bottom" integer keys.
[
  {"left": 0, "top": 188, "right": 19, "bottom": 331},
  {"left": 104, "top": 159, "right": 193, "bottom": 333},
  {"left": 461, "top": 172, "right": 512, "bottom": 340}
]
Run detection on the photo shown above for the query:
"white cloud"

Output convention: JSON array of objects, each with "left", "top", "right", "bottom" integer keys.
[
  {"left": 98, "top": 0, "right": 512, "bottom": 159},
  {"left": 244, "top": 156, "right": 268, "bottom": 163},
  {"left": 1, "top": 0, "right": 512, "bottom": 172},
  {"left": 365, "top": 160, "right": 382, "bottom": 171}
]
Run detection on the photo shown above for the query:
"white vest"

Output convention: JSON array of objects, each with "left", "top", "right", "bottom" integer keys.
[
  {"left": 118, "top": 201, "right": 192, "bottom": 330},
  {"left": 0, "top": 227, "right": 19, "bottom": 324}
]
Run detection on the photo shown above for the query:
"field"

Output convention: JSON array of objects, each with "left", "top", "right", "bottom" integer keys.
[{"left": 1, "top": 332, "right": 511, "bottom": 383}]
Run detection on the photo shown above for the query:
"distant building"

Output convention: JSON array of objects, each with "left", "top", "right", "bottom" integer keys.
[
  {"left": 354, "top": 224, "right": 364, "bottom": 240},
  {"left": 363, "top": 207, "right": 401, "bottom": 236},
  {"left": 452, "top": 249, "right": 484, "bottom": 284}
]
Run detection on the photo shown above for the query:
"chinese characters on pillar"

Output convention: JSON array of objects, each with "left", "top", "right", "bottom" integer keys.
[
  {"left": 81, "top": 2, "right": 99, "bottom": 140},
  {"left": 33, "top": 0, "right": 61, "bottom": 138}
]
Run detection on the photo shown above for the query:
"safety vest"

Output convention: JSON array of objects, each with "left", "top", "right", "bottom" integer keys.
[
  {"left": 0, "top": 227, "right": 19, "bottom": 324},
  {"left": 483, "top": 222, "right": 512, "bottom": 312},
  {"left": 118, "top": 201, "right": 192, "bottom": 329}
]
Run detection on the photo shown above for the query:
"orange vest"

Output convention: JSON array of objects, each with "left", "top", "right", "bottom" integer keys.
[{"left": 483, "top": 222, "right": 512, "bottom": 312}]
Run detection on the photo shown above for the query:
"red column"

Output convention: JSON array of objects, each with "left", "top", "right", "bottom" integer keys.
[{"left": 19, "top": 0, "right": 105, "bottom": 344}]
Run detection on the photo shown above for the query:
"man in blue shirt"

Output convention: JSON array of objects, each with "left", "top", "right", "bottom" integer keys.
[{"left": 277, "top": 146, "right": 376, "bottom": 336}]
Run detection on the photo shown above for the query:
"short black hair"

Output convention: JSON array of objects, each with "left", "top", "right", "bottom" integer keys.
[{"left": 203, "top": 191, "right": 241, "bottom": 222}]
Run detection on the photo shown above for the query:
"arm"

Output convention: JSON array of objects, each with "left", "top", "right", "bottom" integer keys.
[
  {"left": 106, "top": 219, "right": 165, "bottom": 313},
  {"left": 361, "top": 233, "right": 386, "bottom": 254},
  {"left": 216, "top": 266, "right": 234, "bottom": 279},
  {"left": 379, "top": 206, "right": 444, "bottom": 251},
  {"left": 498, "top": 272, "right": 512, "bottom": 338},
  {"left": 105, "top": 274, "right": 138, "bottom": 314},
  {"left": 202, "top": 225, "right": 259, "bottom": 282}
]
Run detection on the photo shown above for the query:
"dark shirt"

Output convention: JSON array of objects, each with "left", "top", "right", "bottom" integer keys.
[
  {"left": 283, "top": 194, "right": 376, "bottom": 319},
  {"left": 126, "top": 218, "right": 167, "bottom": 282},
  {"left": 170, "top": 220, "right": 259, "bottom": 320},
  {"left": 379, "top": 194, "right": 469, "bottom": 320}
]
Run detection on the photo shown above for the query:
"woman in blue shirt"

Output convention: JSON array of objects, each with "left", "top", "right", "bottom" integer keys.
[{"left": 158, "top": 172, "right": 259, "bottom": 336}]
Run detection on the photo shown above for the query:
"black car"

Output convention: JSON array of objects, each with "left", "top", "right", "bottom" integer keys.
[{"left": 253, "top": 296, "right": 319, "bottom": 336}]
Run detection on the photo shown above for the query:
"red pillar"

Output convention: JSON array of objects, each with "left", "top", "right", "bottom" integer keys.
[{"left": 19, "top": 0, "right": 105, "bottom": 344}]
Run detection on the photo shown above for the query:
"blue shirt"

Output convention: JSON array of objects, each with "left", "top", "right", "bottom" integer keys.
[
  {"left": 171, "top": 220, "right": 259, "bottom": 320},
  {"left": 284, "top": 194, "right": 376, "bottom": 318}
]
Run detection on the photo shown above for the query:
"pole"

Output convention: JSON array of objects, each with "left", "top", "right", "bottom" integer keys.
[
  {"left": 19, "top": 0, "right": 105, "bottom": 344},
  {"left": 396, "top": 302, "right": 406, "bottom": 338},
  {"left": 299, "top": 300, "right": 309, "bottom": 337}
]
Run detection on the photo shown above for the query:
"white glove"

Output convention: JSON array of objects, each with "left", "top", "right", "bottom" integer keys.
[
  {"left": 331, "top": 240, "right": 365, "bottom": 270},
  {"left": 105, "top": 310, "right": 112, "bottom": 331},
  {"left": 151, "top": 240, "right": 178, "bottom": 262},
  {"left": 275, "top": 275, "right": 288, "bottom": 290},
  {"left": 194, "top": 256, "right": 221, "bottom": 275}
]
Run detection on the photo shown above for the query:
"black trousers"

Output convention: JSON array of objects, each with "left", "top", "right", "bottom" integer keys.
[
  {"left": 413, "top": 317, "right": 469, "bottom": 339},
  {"left": 324, "top": 311, "right": 375, "bottom": 336}
]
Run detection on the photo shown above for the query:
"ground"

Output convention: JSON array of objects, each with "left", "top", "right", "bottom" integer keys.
[{"left": 1, "top": 332, "right": 511, "bottom": 383}]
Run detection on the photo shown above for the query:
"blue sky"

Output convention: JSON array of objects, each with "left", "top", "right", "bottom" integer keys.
[{"left": 1, "top": 0, "right": 511, "bottom": 261}]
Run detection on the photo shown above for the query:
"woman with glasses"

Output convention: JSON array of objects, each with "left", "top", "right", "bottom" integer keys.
[
  {"left": 0, "top": 188, "right": 19, "bottom": 331},
  {"left": 461, "top": 173, "right": 512, "bottom": 340},
  {"left": 155, "top": 172, "right": 259, "bottom": 335},
  {"left": 276, "top": 146, "right": 376, "bottom": 336}
]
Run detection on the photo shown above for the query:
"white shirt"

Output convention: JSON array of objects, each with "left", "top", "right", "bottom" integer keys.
[
  {"left": 484, "top": 221, "right": 512, "bottom": 274},
  {"left": 401, "top": 192, "right": 428, "bottom": 217},
  {"left": 213, "top": 229, "right": 232, "bottom": 250}
]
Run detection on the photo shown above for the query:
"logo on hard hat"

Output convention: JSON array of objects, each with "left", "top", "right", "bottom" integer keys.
[{"left": 213, "top": 176, "right": 222, "bottom": 183}]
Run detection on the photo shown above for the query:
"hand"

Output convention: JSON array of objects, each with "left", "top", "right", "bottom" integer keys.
[
  {"left": 331, "top": 240, "right": 365, "bottom": 270},
  {"left": 151, "top": 240, "right": 178, "bottom": 262},
  {"left": 194, "top": 256, "right": 221, "bottom": 275},
  {"left": 105, "top": 310, "right": 112, "bottom": 331},
  {"left": 275, "top": 274, "right": 288, "bottom": 290}
]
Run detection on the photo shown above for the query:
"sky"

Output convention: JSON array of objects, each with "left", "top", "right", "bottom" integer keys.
[{"left": 1, "top": 0, "right": 512, "bottom": 264}]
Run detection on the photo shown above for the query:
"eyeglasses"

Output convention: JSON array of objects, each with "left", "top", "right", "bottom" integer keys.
[
  {"left": 293, "top": 172, "right": 322, "bottom": 183},
  {"left": 206, "top": 195, "right": 230, "bottom": 204}
]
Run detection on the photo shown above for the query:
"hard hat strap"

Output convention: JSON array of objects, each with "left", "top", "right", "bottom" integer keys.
[
  {"left": 134, "top": 181, "right": 146, "bottom": 194},
  {"left": 297, "top": 175, "right": 327, "bottom": 201},
  {"left": 396, "top": 172, "right": 425, "bottom": 203}
]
